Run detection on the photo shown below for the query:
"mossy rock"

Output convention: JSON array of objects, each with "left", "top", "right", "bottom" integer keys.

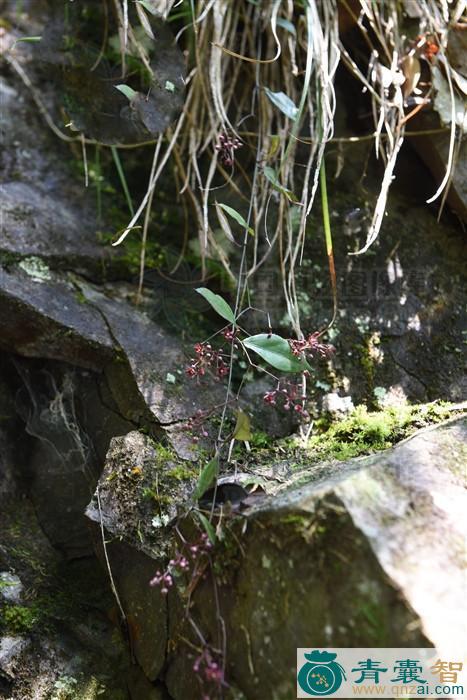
[
  {"left": 86, "top": 431, "right": 199, "bottom": 555},
  {"left": 86, "top": 418, "right": 466, "bottom": 699}
]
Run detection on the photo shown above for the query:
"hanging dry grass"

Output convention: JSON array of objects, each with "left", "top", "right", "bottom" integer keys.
[{"left": 7, "top": 0, "right": 465, "bottom": 329}]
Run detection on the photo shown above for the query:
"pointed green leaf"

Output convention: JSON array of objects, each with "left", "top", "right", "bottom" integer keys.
[
  {"left": 115, "top": 84, "right": 138, "bottom": 101},
  {"left": 268, "top": 135, "right": 281, "bottom": 158},
  {"left": 276, "top": 18, "right": 296, "bottom": 36},
  {"left": 13, "top": 36, "right": 42, "bottom": 46},
  {"left": 263, "top": 166, "right": 298, "bottom": 202},
  {"left": 264, "top": 87, "right": 298, "bottom": 121},
  {"left": 195, "top": 288, "right": 235, "bottom": 324},
  {"left": 136, "top": 0, "right": 157, "bottom": 15},
  {"left": 193, "top": 458, "right": 218, "bottom": 500},
  {"left": 243, "top": 334, "right": 311, "bottom": 373},
  {"left": 196, "top": 511, "right": 217, "bottom": 544},
  {"left": 216, "top": 203, "right": 254, "bottom": 236},
  {"left": 135, "top": 1, "right": 155, "bottom": 39},
  {"left": 214, "top": 201, "right": 235, "bottom": 244}
]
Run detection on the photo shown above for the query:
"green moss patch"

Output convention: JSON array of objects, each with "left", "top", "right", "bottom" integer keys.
[
  {"left": 0, "top": 603, "right": 42, "bottom": 635},
  {"left": 305, "top": 402, "right": 457, "bottom": 464}
]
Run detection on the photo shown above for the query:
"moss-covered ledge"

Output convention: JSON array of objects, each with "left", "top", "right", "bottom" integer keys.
[{"left": 84, "top": 416, "right": 466, "bottom": 699}]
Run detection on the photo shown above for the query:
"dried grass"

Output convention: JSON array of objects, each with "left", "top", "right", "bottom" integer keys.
[{"left": 8, "top": 0, "right": 465, "bottom": 327}]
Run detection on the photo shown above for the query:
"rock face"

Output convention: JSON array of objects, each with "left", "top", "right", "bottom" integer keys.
[
  {"left": 1, "top": 29, "right": 224, "bottom": 457},
  {"left": 0, "top": 636, "right": 30, "bottom": 688},
  {"left": 86, "top": 431, "right": 197, "bottom": 551},
  {"left": 0, "top": 53, "right": 226, "bottom": 449},
  {"left": 12, "top": 359, "right": 129, "bottom": 559},
  {"left": 0, "top": 265, "right": 230, "bottom": 464},
  {"left": 0, "top": 501, "right": 132, "bottom": 700},
  {"left": 86, "top": 417, "right": 467, "bottom": 699},
  {"left": 0, "top": 57, "right": 117, "bottom": 279},
  {"left": 85, "top": 432, "right": 197, "bottom": 681},
  {"left": 0, "top": 364, "right": 155, "bottom": 700},
  {"left": 248, "top": 81, "right": 467, "bottom": 411},
  {"left": 0, "top": 267, "right": 115, "bottom": 371},
  {"left": 1, "top": 181, "right": 115, "bottom": 276},
  {"left": 1, "top": 5, "right": 466, "bottom": 699}
]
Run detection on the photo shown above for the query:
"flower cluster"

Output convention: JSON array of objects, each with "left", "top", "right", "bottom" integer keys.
[
  {"left": 148, "top": 568, "right": 175, "bottom": 595},
  {"left": 182, "top": 408, "right": 210, "bottom": 442},
  {"left": 423, "top": 39, "right": 439, "bottom": 62},
  {"left": 221, "top": 325, "right": 237, "bottom": 342},
  {"left": 193, "top": 647, "right": 224, "bottom": 695},
  {"left": 186, "top": 342, "right": 230, "bottom": 379},
  {"left": 215, "top": 132, "right": 242, "bottom": 167},
  {"left": 415, "top": 34, "right": 439, "bottom": 62},
  {"left": 263, "top": 382, "right": 309, "bottom": 417},
  {"left": 289, "top": 332, "right": 335, "bottom": 360},
  {"left": 149, "top": 533, "right": 213, "bottom": 595}
]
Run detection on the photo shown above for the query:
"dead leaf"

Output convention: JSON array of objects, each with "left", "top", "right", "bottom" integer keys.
[
  {"left": 233, "top": 410, "right": 252, "bottom": 441},
  {"left": 401, "top": 55, "right": 421, "bottom": 98}
]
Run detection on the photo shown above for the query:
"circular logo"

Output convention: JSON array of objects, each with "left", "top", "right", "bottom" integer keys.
[{"left": 298, "top": 651, "right": 346, "bottom": 696}]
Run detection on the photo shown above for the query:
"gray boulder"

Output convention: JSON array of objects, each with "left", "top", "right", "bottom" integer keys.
[
  {"left": 85, "top": 416, "right": 467, "bottom": 699},
  {"left": 0, "top": 64, "right": 118, "bottom": 279}
]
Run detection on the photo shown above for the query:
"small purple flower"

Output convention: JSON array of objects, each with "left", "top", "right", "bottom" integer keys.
[{"left": 215, "top": 131, "right": 242, "bottom": 167}]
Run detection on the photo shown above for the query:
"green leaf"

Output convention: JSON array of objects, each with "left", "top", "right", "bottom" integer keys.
[
  {"left": 215, "top": 203, "right": 254, "bottom": 236},
  {"left": 264, "top": 87, "right": 298, "bottom": 121},
  {"left": 136, "top": 0, "right": 157, "bottom": 15},
  {"left": 165, "top": 80, "right": 175, "bottom": 93},
  {"left": 196, "top": 512, "right": 217, "bottom": 544},
  {"left": 232, "top": 410, "right": 252, "bottom": 441},
  {"left": 276, "top": 18, "right": 296, "bottom": 35},
  {"left": 214, "top": 201, "right": 235, "bottom": 244},
  {"left": 13, "top": 36, "right": 42, "bottom": 46},
  {"left": 115, "top": 84, "right": 138, "bottom": 101},
  {"left": 263, "top": 166, "right": 298, "bottom": 202},
  {"left": 267, "top": 135, "right": 281, "bottom": 158},
  {"left": 195, "top": 288, "right": 236, "bottom": 324},
  {"left": 111, "top": 146, "right": 134, "bottom": 217},
  {"left": 135, "top": 1, "right": 155, "bottom": 39},
  {"left": 243, "top": 334, "right": 311, "bottom": 373},
  {"left": 193, "top": 458, "right": 218, "bottom": 500}
]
